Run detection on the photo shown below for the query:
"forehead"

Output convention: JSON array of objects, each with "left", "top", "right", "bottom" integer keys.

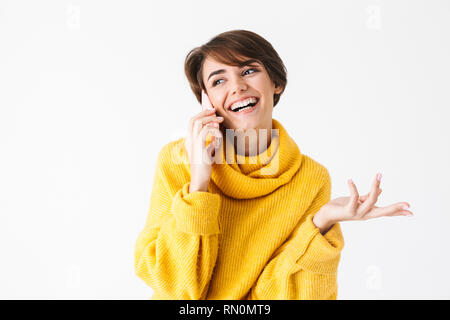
[{"left": 202, "top": 57, "right": 234, "bottom": 77}]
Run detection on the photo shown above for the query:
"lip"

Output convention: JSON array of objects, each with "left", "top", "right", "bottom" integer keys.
[
  {"left": 227, "top": 96, "right": 259, "bottom": 110},
  {"left": 229, "top": 98, "right": 259, "bottom": 116}
]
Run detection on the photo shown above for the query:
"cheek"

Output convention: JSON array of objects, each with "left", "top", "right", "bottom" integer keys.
[
  {"left": 212, "top": 91, "right": 226, "bottom": 108},
  {"left": 250, "top": 76, "right": 270, "bottom": 92}
]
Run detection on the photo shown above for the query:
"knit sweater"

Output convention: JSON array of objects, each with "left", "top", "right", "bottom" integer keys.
[{"left": 134, "top": 118, "right": 344, "bottom": 300}]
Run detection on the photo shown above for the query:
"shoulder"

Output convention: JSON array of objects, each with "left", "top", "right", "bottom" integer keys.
[
  {"left": 156, "top": 137, "right": 189, "bottom": 168},
  {"left": 290, "top": 154, "right": 333, "bottom": 208},
  {"left": 298, "top": 154, "right": 332, "bottom": 192},
  {"left": 153, "top": 137, "right": 190, "bottom": 195}
]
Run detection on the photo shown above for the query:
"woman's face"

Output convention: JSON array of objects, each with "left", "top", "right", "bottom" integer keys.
[{"left": 202, "top": 55, "right": 282, "bottom": 132}]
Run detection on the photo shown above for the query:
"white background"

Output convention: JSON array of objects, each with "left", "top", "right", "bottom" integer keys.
[{"left": 0, "top": 0, "right": 449, "bottom": 299}]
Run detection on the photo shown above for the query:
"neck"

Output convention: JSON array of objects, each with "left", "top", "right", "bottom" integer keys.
[{"left": 235, "top": 126, "right": 273, "bottom": 157}]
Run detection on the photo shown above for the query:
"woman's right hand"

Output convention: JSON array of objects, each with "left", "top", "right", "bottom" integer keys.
[{"left": 185, "top": 91, "right": 224, "bottom": 193}]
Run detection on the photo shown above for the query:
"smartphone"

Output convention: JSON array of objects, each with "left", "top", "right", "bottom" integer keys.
[{"left": 201, "top": 89, "right": 215, "bottom": 110}]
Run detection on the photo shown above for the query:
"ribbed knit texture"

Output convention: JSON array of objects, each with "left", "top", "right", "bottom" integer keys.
[{"left": 134, "top": 118, "right": 344, "bottom": 300}]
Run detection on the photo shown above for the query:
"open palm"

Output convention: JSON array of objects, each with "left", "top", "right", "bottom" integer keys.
[{"left": 323, "top": 173, "right": 413, "bottom": 223}]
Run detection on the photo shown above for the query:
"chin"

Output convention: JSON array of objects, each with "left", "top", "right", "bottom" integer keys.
[{"left": 232, "top": 121, "right": 258, "bottom": 132}]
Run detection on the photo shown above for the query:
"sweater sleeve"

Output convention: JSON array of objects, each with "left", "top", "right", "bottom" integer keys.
[
  {"left": 247, "top": 169, "right": 344, "bottom": 300},
  {"left": 134, "top": 146, "right": 222, "bottom": 300}
]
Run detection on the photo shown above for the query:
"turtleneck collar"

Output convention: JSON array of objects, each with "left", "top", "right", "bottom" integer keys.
[{"left": 210, "top": 118, "right": 303, "bottom": 199}]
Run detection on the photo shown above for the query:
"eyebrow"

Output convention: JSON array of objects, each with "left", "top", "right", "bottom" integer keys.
[{"left": 207, "top": 59, "right": 260, "bottom": 82}]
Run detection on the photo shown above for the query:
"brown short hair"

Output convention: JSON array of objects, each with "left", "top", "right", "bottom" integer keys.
[{"left": 184, "top": 30, "right": 287, "bottom": 108}]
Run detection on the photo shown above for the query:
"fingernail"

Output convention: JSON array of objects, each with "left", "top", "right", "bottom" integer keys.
[
  {"left": 377, "top": 173, "right": 382, "bottom": 181},
  {"left": 403, "top": 212, "right": 413, "bottom": 216},
  {"left": 402, "top": 205, "right": 410, "bottom": 210},
  {"left": 348, "top": 178, "right": 353, "bottom": 184}
]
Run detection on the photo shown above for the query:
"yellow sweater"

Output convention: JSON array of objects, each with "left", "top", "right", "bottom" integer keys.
[{"left": 134, "top": 118, "right": 344, "bottom": 300}]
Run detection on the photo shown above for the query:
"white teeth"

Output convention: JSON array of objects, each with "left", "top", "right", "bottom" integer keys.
[
  {"left": 230, "top": 97, "right": 257, "bottom": 111},
  {"left": 236, "top": 105, "right": 254, "bottom": 112}
]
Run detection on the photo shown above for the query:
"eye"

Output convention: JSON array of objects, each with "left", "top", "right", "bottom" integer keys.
[
  {"left": 211, "top": 68, "right": 259, "bottom": 87},
  {"left": 212, "top": 79, "right": 224, "bottom": 87},
  {"left": 243, "top": 68, "right": 258, "bottom": 75}
]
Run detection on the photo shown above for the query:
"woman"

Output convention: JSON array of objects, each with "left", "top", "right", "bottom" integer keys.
[{"left": 134, "top": 30, "right": 413, "bottom": 300}]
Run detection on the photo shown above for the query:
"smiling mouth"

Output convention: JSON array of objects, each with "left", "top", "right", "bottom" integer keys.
[{"left": 229, "top": 98, "right": 259, "bottom": 113}]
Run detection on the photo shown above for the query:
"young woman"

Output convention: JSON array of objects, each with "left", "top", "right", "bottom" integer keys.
[{"left": 134, "top": 30, "right": 413, "bottom": 300}]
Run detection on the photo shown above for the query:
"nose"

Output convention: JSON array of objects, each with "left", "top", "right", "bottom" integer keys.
[{"left": 230, "top": 76, "right": 248, "bottom": 95}]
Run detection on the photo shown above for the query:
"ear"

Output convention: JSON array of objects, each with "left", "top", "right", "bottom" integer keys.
[{"left": 274, "top": 84, "right": 283, "bottom": 95}]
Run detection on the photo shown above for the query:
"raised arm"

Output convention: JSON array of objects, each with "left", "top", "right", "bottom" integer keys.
[{"left": 134, "top": 148, "right": 222, "bottom": 299}]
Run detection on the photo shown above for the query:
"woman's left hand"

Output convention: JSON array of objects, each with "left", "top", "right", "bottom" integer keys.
[{"left": 313, "top": 173, "right": 414, "bottom": 234}]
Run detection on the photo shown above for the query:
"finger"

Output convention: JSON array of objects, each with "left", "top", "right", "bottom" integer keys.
[
  {"left": 194, "top": 116, "right": 224, "bottom": 136},
  {"left": 364, "top": 202, "right": 411, "bottom": 219},
  {"left": 188, "top": 108, "right": 216, "bottom": 132},
  {"left": 202, "top": 115, "right": 224, "bottom": 131},
  {"left": 359, "top": 188, "right": 382, "bottom": 203},
  {"left": 193, "top": 115, "right": 223, "bottom": 136},
  {"left": 397, "top": 209, "right": 414, "bottom": 217},
  {"left": 192, "top": 127, "right": 221, "bottom": 166},
  {"left": 387, "top": 210, "right": 414, "bottom": 217},
  {"left": 358, "top": 173, "right": 382, "bottom": 215},
  {"left": 347, "top": 179, "right": 360, "bottom": 210},
  {"left": 205, "top": 116, "right": 223, "bottom": 129},
  {"left": 372, "top": 208, "right": 414, "bottom": 218},
  {"left": 199, "top": 126, "right": 223, "bottom": 144},
  {"left": 385, "top": 204, "right": 413, "bottom": 217}
]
